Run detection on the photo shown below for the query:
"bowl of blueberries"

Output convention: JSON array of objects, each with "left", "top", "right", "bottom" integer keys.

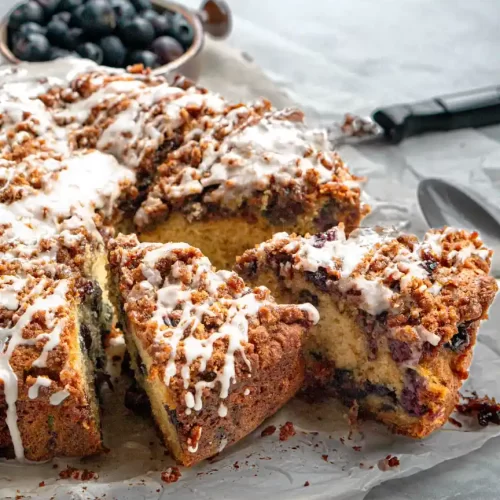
[{"left": 0, "top": 0, "right": 231, "bottom": 79}]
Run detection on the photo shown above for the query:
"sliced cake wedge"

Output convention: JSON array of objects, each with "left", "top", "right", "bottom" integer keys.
[
  {"left": 107, "top": 234, "right": 318, "bottom": 466},
  {"left": 236, "top": 225, "right": 498, "bottom": 438}
]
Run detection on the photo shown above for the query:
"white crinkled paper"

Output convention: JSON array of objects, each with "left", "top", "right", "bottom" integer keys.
[{"left": 1, "top": 54, "right": 500, "bottom": 500}]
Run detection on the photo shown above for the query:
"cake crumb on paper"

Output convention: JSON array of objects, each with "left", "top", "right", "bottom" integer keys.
[
  {"left": 261, "top": 425, "right": 276, "bottom": 437},
  {"left": 161, "top": 467, "right": 182, "bottom": 484},
  {"left": 279, "top": 422, "right": 296, "bottom": 441},
  {"left": 377, "top": 455, "right": 400, "bottom": 471},
  {"left": 456, "top": 393, "right": 500, "bottom": 426}
]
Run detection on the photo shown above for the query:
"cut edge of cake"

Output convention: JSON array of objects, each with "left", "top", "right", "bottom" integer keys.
[{"left": 235, "top": 224, "right": 498, "bottom": 438}]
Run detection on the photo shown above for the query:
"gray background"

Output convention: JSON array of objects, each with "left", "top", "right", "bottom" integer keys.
[{"left": 2, "top": 0, "right": 500, "bottom": 498}]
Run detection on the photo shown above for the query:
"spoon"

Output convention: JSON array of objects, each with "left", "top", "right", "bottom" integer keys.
[{"left": 417, "top": 178, "right": 500, "bottom": 276}]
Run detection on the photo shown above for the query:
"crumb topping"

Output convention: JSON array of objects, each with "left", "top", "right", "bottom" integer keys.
[
  {"left": 237, "top": 224, "right": 497, "bottom": 358},
  {"left": 136, "top": 106, "right": 365, "bottom": 227},
  {"left": 108, "top": 234, "right": 317, "bottom": 448}
]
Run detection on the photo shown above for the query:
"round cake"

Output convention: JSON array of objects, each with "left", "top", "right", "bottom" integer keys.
[{"left": 0, "top": 59, "right": 495, "bottom": 465}]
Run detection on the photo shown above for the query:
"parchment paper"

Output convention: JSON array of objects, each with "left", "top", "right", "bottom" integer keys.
[{"left": 0, "top": 52, "right": 499, "bottom": 500}]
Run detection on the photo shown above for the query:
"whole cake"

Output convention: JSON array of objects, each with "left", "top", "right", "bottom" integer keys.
[
  {"left": 108, "top": 234, "right": 317, "bottom": 465},
  {"left": 0, "top": 58, "right": 496, "bottom": 465},
  {"left": 236, "top": 225, "right": 498, "bottom": 437}
]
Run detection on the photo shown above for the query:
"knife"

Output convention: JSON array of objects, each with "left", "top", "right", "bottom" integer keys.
[{"left": 329, "top": 85, "right": 500, "bottom": 146}]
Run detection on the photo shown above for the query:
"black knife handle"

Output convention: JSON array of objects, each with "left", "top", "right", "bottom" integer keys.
[{"left": 373, "top": 86, "right": 500, "bottom": 143}]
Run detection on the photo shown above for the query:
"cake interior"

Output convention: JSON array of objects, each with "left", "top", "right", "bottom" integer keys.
[
  {"left": 246, "top": 270, "right": 457, "bottom": 437},
  {"left": 138, "top": 209, "right": 341, "bottom": 272}
]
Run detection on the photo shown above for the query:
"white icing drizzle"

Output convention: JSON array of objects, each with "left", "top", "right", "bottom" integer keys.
[
  {"left": 136, "top": 243, "right": 316, "bottom": 418},
  {"left": 0, "top": 278, "right": 70, "bottom": 460},
  {"left": 56, "top": 76, "right": 226, "bottom": 169},
  {"left": 0, "top": 276, "right": 28, "bottom": 310},
  {"left": 217, "top": 437, "right": 228, "bottom": 453},
  {"left": 297, "top": 303, "right": 320, "bottom": 324},
  {"left": 218, "top": 403, "right": 228, "bottom": 418},
  {"left": 31, "top": 281, "right": 69, "bottom": 368},
  {"left": 28, "top": 376, "right": 52, "bottom": 400},
  {"left": 415, "top": 325, "right": 441, "bottom": 347},
  {"left": 187, "top": 427, "right": 202, "bottom": 453},
  {"left": 268, "top": 225, "right": 492, "bottom": 348},
  {"left": 49, "top": 389, "right": 70, "bottom": 406},
  {"left": 243, "top": 388, "right": 250, "bottom": 396},
  {"left": 154, "top": 109, "right": 358, "bottom": 209},
  {"left": 295, "top": 227, "right": 392, "bottom": 276}
]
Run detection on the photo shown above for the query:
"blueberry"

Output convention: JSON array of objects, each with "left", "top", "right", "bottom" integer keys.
[
  {"left": 445, "top": 323, "right": 470, "bottom": 352},
  {"left": 9, "top": 2, "right": 45, "bottom": 30},
  {"left": 81, "top": 0, "right": 117, "bottom": 37},
  {"left": 17, "top": 21, "right": 47, "bottom": 37},
  {"left": 36, "top": 0, "right": 61, "bottom": 19},
  {"left": 69, "top": 5, "right": 85, "bottom": 27},
  {"left": 119, "top": 17, "right": 154, "bottom": 48},
  {"left": 46, "top": 18, "right": 67, "bottom": 45},
  {"left": 13, "top": 32, "right": 51, "bottom": 62},
  {"left": 170, "top": 13, "right": 194, "bottom": 49},
  {"left": 52, "top": 10, "right": 71, "bottom": 24},
  {"left": 127, "top": 49, "right": 158, "bottom": 68},
  {"left": 109, "top": 0, "right": 136, "bottom": 21},
  {"left": 140, "top": 9, "right": 157, "bottom": 23},
  {"left": 151, "top": 36, "right": 183, "bottom": 64},
  {"left": 49, "top": 46, "right": 73, "bottom": 60},
  {"left": 99, "top": 35, "right": 127, "bottom": 67},
  {"left": 147, "top": 12, "right": 172, "bottom": 37},
  {"left": 58, "top": 0, "right": 83, "bottom": 12},
  {"left": 130, "top": 0, "right": 152, "bottom": 12},
  {"left": 76, "top": 42, "right": 104, "bottom": 64},
  {"left": 61, "top": 26, "right": 85, "bottom": 50}
]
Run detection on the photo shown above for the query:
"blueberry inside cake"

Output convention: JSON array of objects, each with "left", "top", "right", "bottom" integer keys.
[
  {"left": 108, "top": 234, "right": 317, "bottom": 465},
  {"left": 236, "top": 225, "right": 498, "bottom": 437}
]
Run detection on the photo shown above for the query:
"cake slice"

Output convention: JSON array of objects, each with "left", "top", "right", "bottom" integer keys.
[
  {"left": 0, "top": 206, "right": 110, "bottom": 461},
  {"left": 236, "top": 225, "right": 498, "bottom": 438},
  {"left": 107, "top": 234, "right": 318, "bottom": 466},
  {"left": 135, "top": 104, "right": 368, "bottom": 270}
]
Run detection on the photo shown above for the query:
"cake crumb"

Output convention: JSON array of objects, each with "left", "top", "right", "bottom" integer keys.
[
  {"left": 448, "top": 417, "right": 463, "bottom": 428},
  {"left": 352, "top": 446, "right": 362, "bottom": 452},
  {"left": 304, "top": 481, "right": 310, "bottom": 487},
  {"left": 38, "top": 481, "right": 45, "bottom": 487},
  {"left": 261, "top": 425, "right": 276, "bottom": 437},
  {"left": 377, "top": 455, "right": 400, "bottom": 471},
  {"left": 456, "top": 393, "right": 500, "bottom": 426},
  {"left": 58, "top": 466, "right": 98, "bottom": 480},
  {"left": 321, "top": 454, "right": 328, "bottom": 462},
  {"left": 279, "top": 422, "right": 296, "bottom": 441},
  {"left": 161, "top": 467, "right": 181, "bottom": 484}
]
